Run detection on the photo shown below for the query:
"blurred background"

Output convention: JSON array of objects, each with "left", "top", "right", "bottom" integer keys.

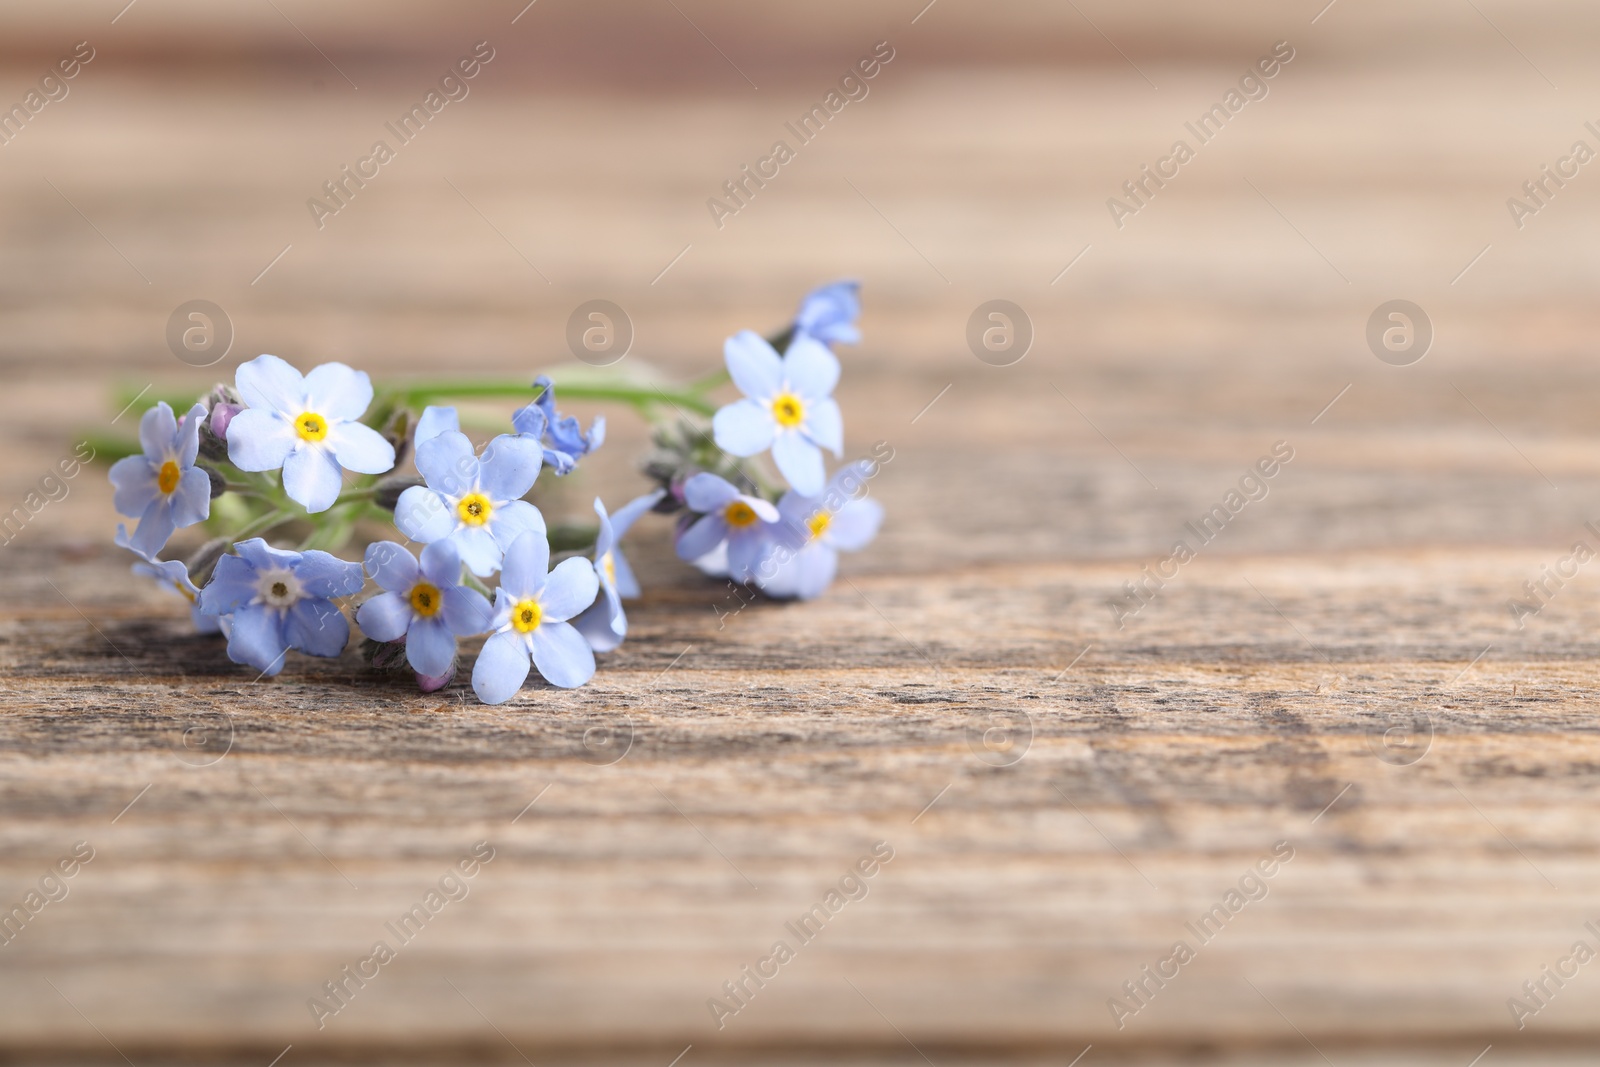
[{"left": 6, "top": 1, "right": 1600, "bottom": 1064}]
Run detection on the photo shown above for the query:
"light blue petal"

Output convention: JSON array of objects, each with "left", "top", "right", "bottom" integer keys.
[
  {"left": 793, "top": 279, "right": 861, "bottom": 344},
  {"left": 802, "top": 397, "right": 844, "bottom": 457},
  {"left": 725, "top": 329, "right": 783, "bottom": 399},
  {"left": 125, "top": 498, "right": 177, "bottom": 559},
  {"left": 109, "top": 456, "right": 159, "bottom": 518},
  {"left": 451, "top": 526, "right": 505, "bottom": 578},
  {"left": 138, "top": 402, "right": 177, "bottom": 459},
  {"left": 683, "top": 472, "right": 741, "bottom": 513},
  {"left": 489, "top": 500, "right": 547, "bottom": 553},
  {"left": 227, "top": 605, "right": 289, "bottom": 675},
  {"left": 479, "top": 433, "right": 542, "bottom": 500},
  {"left": 441, "top": 585, "right": 494, "bottom": 636},
  {"left": 177, "top": 403, "right": 207, "bottom": 467},
  {"left": 472, "top": 630, "right": 532, "bottom": 705},
  {"left": 675, "top": 513, "right": 727, "bottom": 561},
  {"left": 395, "top": 486, "right": 456, "bottom": 542},
  {"left": 200, "top": 554, "right": 260, "bottom": 615},
  {"left": 572, "top": 593, "right": 625, "bottom": 653},
  {"left": 234, "top": 537, "right": 299, "bottom": 573},
  {"left": 611, "top": 548, "right": 641, "bottom": 599},
  {"left": 406, "top": 617, "right": 456, "bottom": 677},
  {"left": 510, "top": 401, "right": 545, "bottom": 439},
  {"left": 488, "top": 587, "right": 518, "bottom": 630},
  {"left": 692, "top": 541, "right": 729, "bottom": 578},
  {"left": 224, "top": 408, "right": 297, "bottom": 472},
  {"left": 771, "top": 432, "right": 825, "bottom": 495},
  {"left": 171, "top": 468, "right": 212, "bottom": 528},
  {"left": 235, "top": 354, "right": 306, "bottom": 414},
  {"left": 356, "top": 591, "right": 412, "bottom": 642},
  {"left": 530, "top": 621, "right": 596, "bottom": 688},
  {"left": 418, "top": 539, "right": 462, "bottom": 587},
  {"left": 540, "top": 557, "right": 599, "bottom": 622},
  {"left": 727, "top": 528, "right": 776, "bottom": 584},
  {"left": 415, "top": 405, "right": 460, "bottom": 447},
  {"left": 783, "top": 334, "right": 841, "bottom": 399},
  {"left": 415, "top": 431, "right": 478, "bottom": 496},
  {"left": 328, "top": 421, "right": 395, "bottom": 476},
  {"left": 763, "top": 542, "right": 837, "bottom": 599},
  {"left": 364, "top": 541, "right": 419, "bottom": 592},
  {"left": 499, "top": 529, "right": 549, "bottom": 597},
  {"left": 296, "top": 550, "right": 365, "bottom": 598},
  {"left": 287, "top": 598, "right": 349, "bottom": 658},
  {"left": 712, "top": 399, "right": 776, "bottom": 457},
  {"left": 303, "top": 362, "right": 373, "bottom": 421},
  {"left": 744, "top": 495, "right": 781, "bottom": 523},
  {"left": 826, "top": 497, "right": 884, "bottom": 552},
  {"left": 282, "top": 446, "right": 344, "bottom": 513},
  {"left": 610, "top": 489, "right": 665, "bottom": 539},
  {"left": 591, "top": 497, "right": 616, "bottom": 558}
]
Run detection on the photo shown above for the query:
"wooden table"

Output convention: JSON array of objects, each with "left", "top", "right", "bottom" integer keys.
[{"left": 5, "top": 5, "right": 1600, "bottom": 1063}]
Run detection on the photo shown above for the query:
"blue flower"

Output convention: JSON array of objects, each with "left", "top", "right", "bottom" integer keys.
[
  {"left": 673, "top": 473, "right": 780, "bottom": 583},
  {"left": 356, "top": 540, "right": 493, "bottom": 678},
  {"left": 573, "top": 489, "right": 664, "bottom": 652},
  {"left": 109, "top": 401, "right": 211, "bottom": 558},
  {"left": 511, "top": 375, "right": 605, "bottom": 475},
  {"left": 198, "top": 538, "right": 364, "bottom": 676},
  {"left": 414, "top": 404, "right": 460, "bottom": 448},
  {"left": 472, "top": 530, "right": 600, "bottom": 703},
  {"left": 711, "top": 330, "right": 842, "bottom": 495},
  {"left": 132, "top": 556, "right": 227, "bottom": 635},
  {"left": 794, "top": 279, "right": 861, "bottom": 346},
  {"left": 758, "top": 462, "right": 884, "bottom": 600},
  {"left": 225, "top": 354, "right": 396, "bottom": 513},
  {"left": 394, "top": 430, "right": 545, "bottom": 577}
]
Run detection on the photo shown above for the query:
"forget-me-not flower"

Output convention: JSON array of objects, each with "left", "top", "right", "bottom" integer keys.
[
  {"left": 225, "top": 354, "right": 396, "bottom": 513},
  {"left": 511, "top": 375, "right": 605, "bottom": 475},
  {"left": 198, "top": 538, "right": 364, "bottom": 676},
  {"left": 472, "top": 530, "right": 600, "bottom": 703},
  {"left": 414, "top": 404, "right": 460, "bottom": 449},
  {"left": 132, "top": 556, "right": 227, "bottom": 635},
  {"left": 356, "top": 540, "right": 493, "bottom": 678},
  {"left": 109, "top": 401, "right": 211, "bottom": 558},
  {"left": 673, "top": 472, "right": 780, "bottom": 584},
  {"left": 573, "top": 489, "right": 664, "bottom": 652},
  {"left": 394, "top": 430, "right": 544, "bottom": 577},
  {"left": 711, "top": 330, "right": 842, "bottom": 495},
  {"left": 793, "top": 279, "right": 861, "bottom": 346},
  {"left": 759, "top": 462, "right": 884, "bottom": 600}
]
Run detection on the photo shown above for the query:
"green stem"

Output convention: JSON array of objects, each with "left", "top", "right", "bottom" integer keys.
[
  {"left": 385, "top": 380, "right": 716, "bottom": 417},
  {"left": 233, "top": 509, "right": 295, "bottom": 541}
]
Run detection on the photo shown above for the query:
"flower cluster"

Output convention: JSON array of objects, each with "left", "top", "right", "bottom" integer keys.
[{"left": 109, "top": 280, "right": 884, "bottom": 704}]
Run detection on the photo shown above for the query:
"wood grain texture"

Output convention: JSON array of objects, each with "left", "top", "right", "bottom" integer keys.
[{"left": 4, "top": 5, "right": 1600, "bottom": 1063}]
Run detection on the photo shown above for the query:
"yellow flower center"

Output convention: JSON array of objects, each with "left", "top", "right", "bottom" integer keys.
[
  {"left": 409, "top": 582, "right": 442, "bottom": 618},
  {"left": 157, "top": 459, "right": 181, "bottom": 495},
  {"left": 511, "top": 598, "right": 542, "bottom": 633},
  {"left": 295, "top": 412, "right": 328, "bottom": 442},
  {"left": 806, "top": 510, "right": 832, "bottom": 540},
  {"left": 457, "top": 493, "right": 493, "bottom": 526},
  {"left": 771, "top": 392, "right": 805, "bottom": 428},
  {"left": 602, "top": 551, "right": 617, "bottom": 587},
  {"left": 724, "top": 501, "right": 759, "bottom": 528}
]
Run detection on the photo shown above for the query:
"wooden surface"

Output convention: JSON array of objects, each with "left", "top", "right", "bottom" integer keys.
[{"left": 6, "top": 4, "right": 1600, "bottom": 1063}]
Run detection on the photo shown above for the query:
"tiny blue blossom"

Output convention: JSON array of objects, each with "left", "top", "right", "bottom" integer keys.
[
  {"left": 394, "top": 430, "right": 545, "bottom": 577},
  {"left": 573, "top": 489, "right": 664, "bottom": 653},
  {"left": 472, "top": 530, "right": 600, "bottom": 703},
  {"left": 674, "top": 473, "right": 781, "bottom": 584},
  {"left": 132, "top": 556, "right": 227, "bottom": 635},
  {"left": 225, "top": 354, "right": 396, "bottom": 513},
  {"left": 109, "top": 401, "right": 211, "bottom": 558},
  {"left": 198, "top": 538, "right": 364, "bottom": 676},
  {"left": 357, "top": 540, "right": 493, "bottom": 679},
  {"left": 757, "top": 461, "right": 884, "bottom": 600},
  {"left": 793, "top": 279, "right": 861, "bottom": 346},
  {"left": 711, "top": 330, "right": 842, "bottom": 495},
  {"left": 511, "top": 375, "right": 605, "bottom": 475}
]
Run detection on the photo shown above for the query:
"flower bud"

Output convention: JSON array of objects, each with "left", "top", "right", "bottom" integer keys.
[{"left": 374, "top": 476, "right": 422, "bottom": 512}]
